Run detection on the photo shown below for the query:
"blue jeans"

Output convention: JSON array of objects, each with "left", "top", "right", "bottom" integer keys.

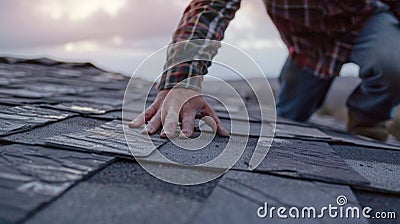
[{"left": 277, "top": 11, "right": 400, "bottom": 123}]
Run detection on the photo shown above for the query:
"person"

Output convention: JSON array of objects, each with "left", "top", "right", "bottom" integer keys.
[{"left": 130, "top": 0, "right": 400, "bottom": 141}]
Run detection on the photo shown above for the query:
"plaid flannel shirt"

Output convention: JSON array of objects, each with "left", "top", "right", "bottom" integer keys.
[{"left": 158, "top": 0, "right": 400, "bottom": 91}]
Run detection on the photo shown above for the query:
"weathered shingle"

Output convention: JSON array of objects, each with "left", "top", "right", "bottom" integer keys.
[{"left": 0, "top": 57, "right": 399, "bottom": 224}]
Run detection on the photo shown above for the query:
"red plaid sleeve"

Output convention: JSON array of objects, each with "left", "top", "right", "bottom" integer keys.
[{"left": 158, "top": 0, "right": 241, "bottom": 91}]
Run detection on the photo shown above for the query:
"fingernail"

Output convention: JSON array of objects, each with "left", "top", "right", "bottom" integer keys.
[
  {"left": 220, "top": 129, "right": 230, "bottom": 137},
  {"left": 179, "top": 132, "right": 189, "bottom": 139},
  {"left": 129, "top": 120, "right": 139, "bottom": 127}
]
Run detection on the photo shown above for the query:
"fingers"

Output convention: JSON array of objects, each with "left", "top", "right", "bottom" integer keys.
[
  {"left": 179, "top": 111, "right": 196, "bottom": 138},
  {"left": 129, "top": 105, "right": 157, "bottom": 128},
  {"left": 128, "top": 111, "right": 146, "bottom": 128},
  {"left": 129, "top": 89, "right": 228, "bottom": 140},
  {"left": 161, "top": 111, "right": 179, "bottom": 138},
  {"left": 203, "top": 104, "right": 229, "bottom": 137},
  {"left": 201, "top": 115, "right": 217, "bottom": 131},
  {"left": 142, "top": 110, "right": 161, "bottom": 134}
]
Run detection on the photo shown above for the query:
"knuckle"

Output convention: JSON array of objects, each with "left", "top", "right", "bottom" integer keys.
[
  {"left": 153, "top": 112, "right": 161, "bottom": 119},
  {"left": 164, "top": 117, "right": 177, "bottom": 124},
  {"left": 166, "top": 112, "right": 178, "bottom": 119}
]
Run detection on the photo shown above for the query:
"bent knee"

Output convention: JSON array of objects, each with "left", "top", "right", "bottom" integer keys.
[
  {"left": 378, "top": 60, "right": 400, "bottom": 89},
  {"left": 371, "top": 47, "right": 400, "bottom": 88}
]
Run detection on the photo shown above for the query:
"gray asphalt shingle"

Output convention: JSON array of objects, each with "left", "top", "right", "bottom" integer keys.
[
  {"left": 0, "top": 57, "right": 399, "bottom": 224},
  {"left": 0, "top": 106, "right": 73, "bottom": 137},
  {"left": 3, "top": 116, "right": 107, "bottom": 145},
  {"left": 192, "top": 170, "right": 368, "bottom": 224},
  {"left": 333, "top": 145, "right": 400, "bottom": 193},
  {"left": 25, "top": 161, "right": 218, "bottom": 224},
  {"left": 46, "top": 120, "right": 168, "bottom": 158},
  {"left": 0, "top": 144, "right": 113, "bottom": 224}
]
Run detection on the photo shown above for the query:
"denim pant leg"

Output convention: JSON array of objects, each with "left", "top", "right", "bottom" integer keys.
[
  {"left": 276, "top": 58, "right": 334, "bottom": 122},
  {"left": 348, "top": 11, "right": 400, "bottom": 123}
]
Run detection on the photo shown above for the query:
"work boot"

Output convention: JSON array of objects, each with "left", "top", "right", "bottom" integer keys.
[
  {"left": 387, "top": 119, "right": 400, "bottom": 142},
  {"left": 347, "top": 110, "right": 389, "bottom": 142}
]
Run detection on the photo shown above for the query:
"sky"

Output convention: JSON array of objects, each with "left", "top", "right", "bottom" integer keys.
[{"left": 0, "top": 0, "right": 357, "bottom": 80}]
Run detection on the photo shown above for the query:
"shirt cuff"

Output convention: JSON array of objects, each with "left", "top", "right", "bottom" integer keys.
[{"left": 157, "top": 62, "right": 206, "bottom": 91}]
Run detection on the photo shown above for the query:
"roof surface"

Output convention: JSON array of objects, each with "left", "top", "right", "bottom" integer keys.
[{"left": 0, "top": 57, "right": 399, "bottom": 224}]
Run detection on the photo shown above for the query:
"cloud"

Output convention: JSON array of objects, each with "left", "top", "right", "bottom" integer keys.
[
  {"left": 34, "top": 0, "right": 127, "bottom": 21},
  {"left": 0, "top": 0, "right": 282, "bottom": 49},
  {"left": 0, "top": 0, "right": 288, "bottom": 76},
  {"left": 0, "top": 0, "right": 186, "bottom": 49}
]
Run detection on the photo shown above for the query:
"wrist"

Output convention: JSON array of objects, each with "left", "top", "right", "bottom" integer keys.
[{"left": 157, "top": 75, "right": 203, "bottom": 92}]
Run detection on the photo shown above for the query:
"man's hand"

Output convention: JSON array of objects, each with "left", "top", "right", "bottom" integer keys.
[{"left": 129, "top": 88, "right": 229, "bottom": 138}]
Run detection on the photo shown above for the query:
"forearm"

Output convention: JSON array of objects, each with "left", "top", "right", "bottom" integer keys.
[{"left": 158, "top": 0, "right": 241, "bottom": 91}]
